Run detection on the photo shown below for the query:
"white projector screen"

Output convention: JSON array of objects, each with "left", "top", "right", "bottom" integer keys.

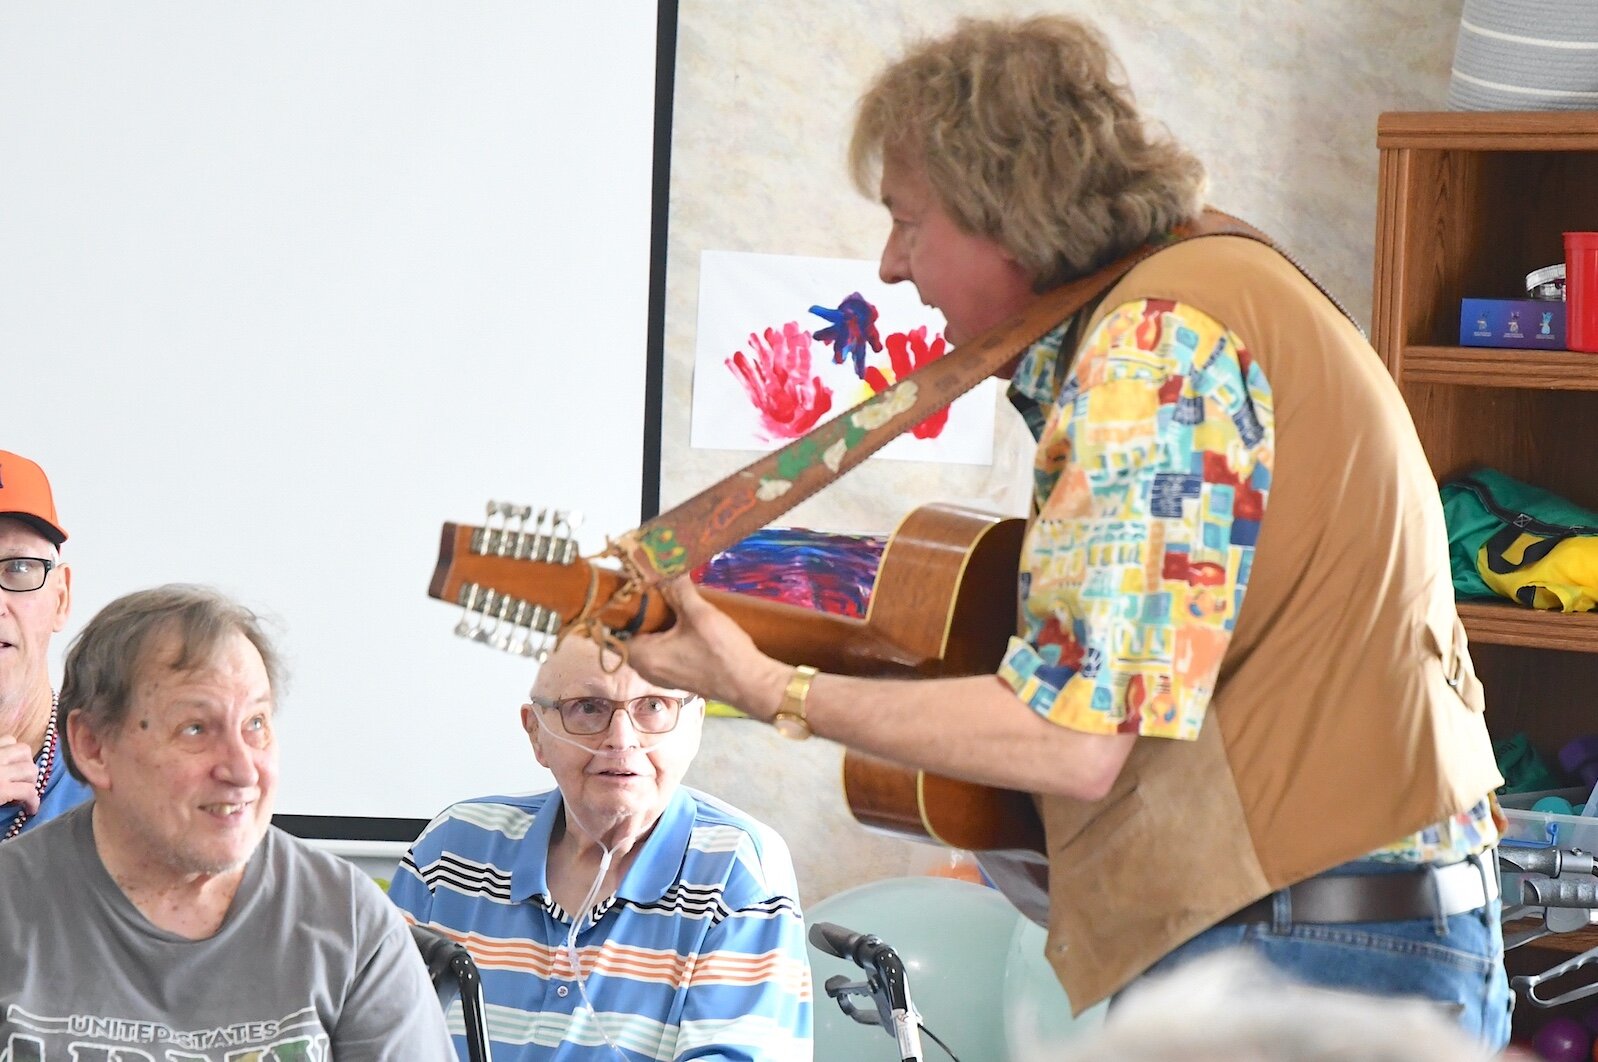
[{"left": 0, "top": 2, "right": 670, "bottom": 834}]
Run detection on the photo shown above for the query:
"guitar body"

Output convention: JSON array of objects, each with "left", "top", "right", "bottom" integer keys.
[
  {"left": 834, "top": 505, "right": 1046, "bottom": 857},
  {"left": 428, "top": 501, "right": 1047, "bottom": 859}
]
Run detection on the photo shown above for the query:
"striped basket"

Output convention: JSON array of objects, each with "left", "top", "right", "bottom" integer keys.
[{"left": 1448, "top": 0, "right": 1598, "bottom": 110}]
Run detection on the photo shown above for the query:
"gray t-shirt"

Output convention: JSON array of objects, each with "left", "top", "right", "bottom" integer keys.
[{"left": 0, "top": 802, "right": 455, "bottom": 1062}]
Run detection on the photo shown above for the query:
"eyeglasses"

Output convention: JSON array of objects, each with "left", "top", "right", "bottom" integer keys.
[
  {"left": 0, "top": 557, "right": 56, "bottom": 593},
  {"left": 530, "top": 694, "right": 697, "bottom": 736}
]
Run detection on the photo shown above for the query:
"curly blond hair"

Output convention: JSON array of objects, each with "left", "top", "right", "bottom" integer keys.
[{"left": 849, "top": 15, "right": 1207, "bottom": 288}]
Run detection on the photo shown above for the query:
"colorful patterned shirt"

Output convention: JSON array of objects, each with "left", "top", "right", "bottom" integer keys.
[
  {"left": 390, "top": 786, "right": 812, "bottom": 1062},
  {"left": 1000, "top": 298, "right": 1496, "bottom": 863}
]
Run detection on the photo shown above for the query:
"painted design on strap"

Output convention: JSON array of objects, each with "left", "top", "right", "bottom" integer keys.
[
  {"left": 621, "top": 380, "right": 924, "bottom": 581},
  {"left": 632, "top": 527, "right": 687, "bottom": 579}
]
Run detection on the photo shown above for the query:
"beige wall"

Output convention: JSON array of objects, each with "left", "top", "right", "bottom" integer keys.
[{"left": 670, "top": 0, "right": 1466, "bottom": 903}]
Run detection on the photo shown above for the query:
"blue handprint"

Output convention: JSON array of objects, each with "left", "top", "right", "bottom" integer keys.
[{"left": 809, "top": 292, "right": 883, "bottom": 378}]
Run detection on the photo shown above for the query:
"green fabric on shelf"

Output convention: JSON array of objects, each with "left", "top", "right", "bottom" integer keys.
[{"left": 1494, "top": 731, "right": 1563, "bottom": 795}]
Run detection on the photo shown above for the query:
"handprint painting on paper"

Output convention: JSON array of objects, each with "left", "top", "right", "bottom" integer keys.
[
  {"left": 690, "top": 250, "right": 996, "bottom": 465},
  {"left": 809, "top": 291, "right": 882, "bottom": 378},
  {"left": 725, "top": 322, "right": 834, "bottom": 440}
]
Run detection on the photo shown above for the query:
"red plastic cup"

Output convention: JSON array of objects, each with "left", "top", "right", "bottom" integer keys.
[{"left": 1565, "top": 231, "right": 1598, "bottom": 353}]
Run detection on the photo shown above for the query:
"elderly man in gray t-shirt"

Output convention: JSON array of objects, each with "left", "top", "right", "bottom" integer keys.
[{"left": 0, "top": 584, "right": 453, "bottom": 1061}]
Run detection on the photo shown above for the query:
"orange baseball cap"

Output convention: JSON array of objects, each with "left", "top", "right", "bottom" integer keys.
[{"left": 0, "top": 450, "right": 67, "bottom": 545}]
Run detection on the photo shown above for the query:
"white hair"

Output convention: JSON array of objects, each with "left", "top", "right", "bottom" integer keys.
[{"left": 1057, "top": 951, "right": 1496, "bottom": 1062}]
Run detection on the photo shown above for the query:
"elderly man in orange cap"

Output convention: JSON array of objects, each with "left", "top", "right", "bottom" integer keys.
[{"left": 0, "top": 450, "right": 90, "bottom": 841}]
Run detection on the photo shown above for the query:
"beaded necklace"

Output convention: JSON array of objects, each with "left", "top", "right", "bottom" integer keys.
[{"left": 3, "top": 691, "right": 59, "bottom": 842}]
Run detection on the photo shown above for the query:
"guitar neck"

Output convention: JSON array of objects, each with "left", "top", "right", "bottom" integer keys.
[
  {"left": 705, "top": 588, "right": 930, "bottom": 677},
  {"left": 428, "top": 522, "right": 929, "bottom": 676}
]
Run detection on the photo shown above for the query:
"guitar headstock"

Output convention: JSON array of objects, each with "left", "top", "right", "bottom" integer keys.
[{"left": 430, "top": 501, "right": 587, "bottom": 661}]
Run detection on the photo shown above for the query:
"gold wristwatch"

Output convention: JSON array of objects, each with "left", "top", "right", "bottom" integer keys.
[{"left": 772, "top": 665, "right": 818, "bottom": 741}]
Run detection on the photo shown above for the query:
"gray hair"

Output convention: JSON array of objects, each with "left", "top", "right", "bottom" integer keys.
[
  {"left": 1059, "top": 951, "right": 1495, "bottom": 1062},
  {"left": 60, "top": 584, "right": 284, "bottom": 781},
  {"left": 849, "top": 15, "right": 1206, "bottom": 288},
  {"left": 0, "top": 514, "right": 62, "bottom": 563}
]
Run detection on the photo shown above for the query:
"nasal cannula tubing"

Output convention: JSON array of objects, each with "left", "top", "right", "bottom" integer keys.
[{"left": 532, "top": 704, "right": 698, "bottom": 1060}]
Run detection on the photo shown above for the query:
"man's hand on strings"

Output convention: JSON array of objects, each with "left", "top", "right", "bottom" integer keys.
[{"left": 624, "top": 578, "right": 789, "bottom": 722}]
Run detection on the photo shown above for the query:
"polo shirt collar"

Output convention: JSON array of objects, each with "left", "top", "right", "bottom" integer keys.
[
  {"left": 509, "top": 789, "right": 562, "bottom": 903},
  {"left": 507, "top": 786, "right": 696, "bottom": 906},
  {"left": 615, "top": 786, "right": 695, "bottom": 904}
]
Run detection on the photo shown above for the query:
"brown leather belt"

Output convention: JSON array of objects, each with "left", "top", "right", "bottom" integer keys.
[{"left": 1218, "top": 856, "right": 1499, "bottom": 926}]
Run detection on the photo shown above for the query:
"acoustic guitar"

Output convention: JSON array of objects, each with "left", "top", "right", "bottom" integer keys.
[{"left": 428, "top": 500, "right": 1047, "bottom": 860}]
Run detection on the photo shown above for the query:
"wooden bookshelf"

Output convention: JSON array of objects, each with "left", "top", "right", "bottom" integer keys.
[
  {"left": 1399, "top": 346, "right": 1598, "bottom": 390},
  {"left": 1374, "top": 114, "right": 1598, "bottom": 980},
  {"left": 1459, "top": 603, "right": 1598, "bottom": 654},
  {"left": 1375, "top": 110, "right": 1598, "bottom": 604}
]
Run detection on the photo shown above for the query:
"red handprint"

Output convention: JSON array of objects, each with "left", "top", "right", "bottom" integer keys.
[
  {"left": 863, "top": 326, "right": 950, "bottom": 439},
  {"left": 726, "top": 322, "right": 834, "bottom": 441}
]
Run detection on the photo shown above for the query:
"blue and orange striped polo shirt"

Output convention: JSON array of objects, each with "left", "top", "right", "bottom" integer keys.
[{"left": 390, "top": 786, "right": 812, "bottom": 1061}]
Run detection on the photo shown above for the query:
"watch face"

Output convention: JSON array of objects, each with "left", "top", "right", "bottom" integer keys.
[{"left": 772, "top": 713, "right": 810, "bottom": 741}]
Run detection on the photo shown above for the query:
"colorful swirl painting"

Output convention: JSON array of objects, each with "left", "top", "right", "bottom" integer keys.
[{"left": 691, "top": 526, "right": 887, "bottom": 718}]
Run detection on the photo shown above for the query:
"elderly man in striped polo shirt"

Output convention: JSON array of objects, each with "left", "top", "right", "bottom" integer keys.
[{"left": 391, "top": 633, "right": 812, "bottom": 1061}]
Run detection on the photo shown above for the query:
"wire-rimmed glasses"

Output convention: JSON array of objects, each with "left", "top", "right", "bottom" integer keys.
[{"left": 529, "top": 694, "right": 698, "bottom": 736}]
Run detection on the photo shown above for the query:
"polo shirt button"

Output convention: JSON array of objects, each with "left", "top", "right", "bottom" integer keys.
[{"left": 556, "top": 986, "right": 569, "bottom": 998}]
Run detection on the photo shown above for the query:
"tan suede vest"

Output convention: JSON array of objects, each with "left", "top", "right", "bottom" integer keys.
[{"left": 1036, "top": 236, "right": 1503, "bottom": 1011}]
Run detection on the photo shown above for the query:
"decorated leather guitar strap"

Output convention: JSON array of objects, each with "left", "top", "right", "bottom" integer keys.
[{"left": 607, "top": 208, "right": 1288, "bottom": 602}]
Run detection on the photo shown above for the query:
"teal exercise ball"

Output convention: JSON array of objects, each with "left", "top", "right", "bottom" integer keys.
[
  {"left": 1001, "top": 914, "right": 1107, "bottom": 1059},
  {"left": 807, "top": 877, "right": 1016, "bottom": 1061},
  {"left": 808, "top": 875, "right": 1100, "bottom": 1061}
]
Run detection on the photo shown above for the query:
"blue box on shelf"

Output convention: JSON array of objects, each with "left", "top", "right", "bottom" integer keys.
[{"left": 1460, "top": 298, "right": 1566, "bottom": 349}]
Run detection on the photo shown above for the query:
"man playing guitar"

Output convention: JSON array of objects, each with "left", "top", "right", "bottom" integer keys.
[{"left": 622, "top": 13, "right": 1508, "bottom": 1049}]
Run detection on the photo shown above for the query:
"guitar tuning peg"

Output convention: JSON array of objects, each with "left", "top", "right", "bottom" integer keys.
[
  {"left": 470, "top": 501, "right": 494, "bottom": 556},
  {"left": 525, "top": 509, "right": 551, "bottom": 562},
  {"left": 527, "top": 628, "right": 555, "bottom": 663},
  {"left": 510, "top": 607, "right": 562, "bottom": 660},
  {"left": 490, "top": 606, "right": 519, "bottom": 652},
  {"left": 469, "top": 590, "right": 500, "bottom": 643},
  {"left": 476, "top": 501, "right": 510, "bottom": 556},
  {"left": 547, "top": 510, "right": 582, "bottom": 565},
  {"left": 508, "top": 615, "right": 532, "bottom": 658},
  {"left": 506, "top": 505, "right": 534, "bottom": 559},
  {"left": 497, "top": 504, "right": 527, "bottom": 558},
  {"left": 488, "top": 593, "right": 517, "bottom": 647},
  {"left": 452, "top": 584, "right": 482, "bottom": 638}
]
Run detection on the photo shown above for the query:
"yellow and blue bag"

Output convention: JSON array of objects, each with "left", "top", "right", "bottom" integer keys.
[{"left": 1441, "top": 469, "right": 1598, "bottom": 612}]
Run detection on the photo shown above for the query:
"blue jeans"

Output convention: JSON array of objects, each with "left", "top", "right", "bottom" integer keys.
[{"left": 1125, "top": 855, "right": 1511, "bottom": 1050}]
